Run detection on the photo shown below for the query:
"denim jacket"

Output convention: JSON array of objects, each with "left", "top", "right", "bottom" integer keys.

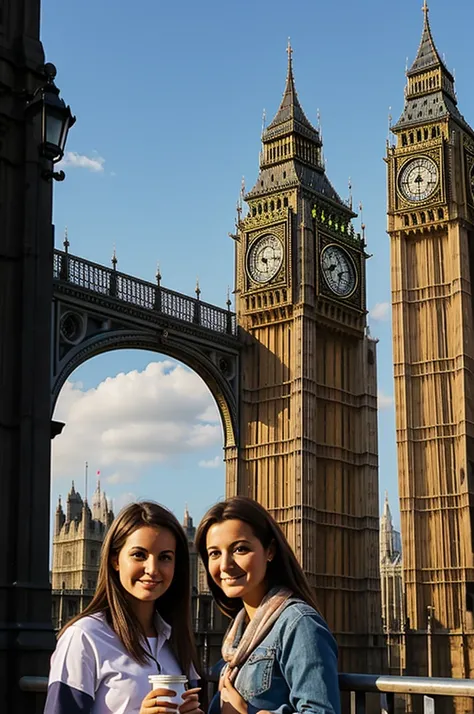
[{"left": 212, "top": 599, "right": 340, "bottom": 714}]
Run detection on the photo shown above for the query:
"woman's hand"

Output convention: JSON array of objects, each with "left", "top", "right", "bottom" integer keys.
[
  {"left": 220, "top": 670, "right": 247, "bottom": 714},
  {"left": 179, "top": 687, "right": 203, "bottom": 714},
  {"left": 139, "top": 687, "right": 179, "bottom": 714}
]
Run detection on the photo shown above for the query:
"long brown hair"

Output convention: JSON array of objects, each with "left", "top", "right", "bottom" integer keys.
[
  {"left": 195, "top": 496, "right": 319, "bottom": 618},
  {"left": 60, "top": 501, "right": 200, "bottom": 675}
]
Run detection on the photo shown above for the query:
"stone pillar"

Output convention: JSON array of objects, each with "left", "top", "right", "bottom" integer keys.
[{"left": 0, "top": 1, "right": 57, "bottom": 711}]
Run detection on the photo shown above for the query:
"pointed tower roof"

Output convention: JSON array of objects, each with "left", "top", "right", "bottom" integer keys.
[
  {"left": 392, "top": 3, "right": 471, "bottom": 132},
  {"left": 382, "top": 491, "right": 392, "bottom": 523},
  {"left": 263, "top": 41, "right": 320, "bottom": 144},
  {"left": 407, "top": 1, "right": 452, "bottom": 79},
  {"left": 247, "top": 44, "right": 347, "bottom": 208}
]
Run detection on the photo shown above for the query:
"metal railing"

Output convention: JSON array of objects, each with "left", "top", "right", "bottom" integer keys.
[
  {"left": 53, "top": 250, "right": 237, "bottom": 337},
  {"left": 338, "top": 673, "right": 474, "bottom": 714},
  {"left": 19, "top": 672, "right": 474, "bottom": 711}
]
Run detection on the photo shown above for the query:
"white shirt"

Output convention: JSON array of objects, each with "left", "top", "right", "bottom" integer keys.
[{"left": 45, "top": 611, "right": 198, "bottom": 714}]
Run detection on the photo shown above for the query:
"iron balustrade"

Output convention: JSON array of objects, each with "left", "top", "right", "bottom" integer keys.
[
  {"left": 53, "top": 250, "right": 237, "bottom": 337},
  {"left": 18, "top": 672, "right": 474, "bottom": 713}
]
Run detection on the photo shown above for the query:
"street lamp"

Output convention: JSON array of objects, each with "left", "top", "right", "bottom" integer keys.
[{"left": 27, "top": 62, "right": 76, "bottom": 181}]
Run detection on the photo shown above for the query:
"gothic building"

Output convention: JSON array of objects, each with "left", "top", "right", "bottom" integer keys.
[
  {"left": 380, "top": 494, "right": 404, "bottom": 675},
  {"left": 51, "top": 481, "right": 114, "bottom": 629},
  {"left": 387, "top": 0, "right": 474, "bottom": 696},
  {"left": 236, "top": 44, "right": 382, "bottom": 672}
]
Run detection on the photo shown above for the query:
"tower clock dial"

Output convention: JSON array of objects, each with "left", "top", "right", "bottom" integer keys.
[
  {"left": 247, "top": 234, "right": 283, "bottom": 284},
  {"left": 399, "top": 156, "right": 439, "bottom": 202},
  {"left": 321, "top": 244, "right": 357, "bottom": 298}
]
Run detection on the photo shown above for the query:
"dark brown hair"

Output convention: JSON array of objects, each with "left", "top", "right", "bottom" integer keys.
[
  {"left": 60, "top": 501, "right": 200, "bottom": 675},
  {"left": 195, "top": 496, "right": 319, "bottom": 618}
]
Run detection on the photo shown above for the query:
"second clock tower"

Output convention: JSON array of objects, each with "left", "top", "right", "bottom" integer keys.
[
  {"left": 235, "top": 46, "right": 382, "bottom": 672},
  {"left": 387, "top": 2, "right": 474, "bottom": 692}
]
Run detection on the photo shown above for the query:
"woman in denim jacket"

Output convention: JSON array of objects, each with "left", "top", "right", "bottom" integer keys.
[{"left": 195, "top": 497, "right": 340, "bottom": 714}]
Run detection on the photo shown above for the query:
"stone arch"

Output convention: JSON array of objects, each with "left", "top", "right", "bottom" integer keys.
[{"left": 51, "top": 329, "right": 239, "bottom": 450}]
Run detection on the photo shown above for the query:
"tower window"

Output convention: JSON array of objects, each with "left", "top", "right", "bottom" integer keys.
[
  {"left": 283, "top": 171, "right": 287, "bottom": 179},
  {"left": 467, "top": 583, "right": 474, "bottom": 613},
  {"left": 411, "top": 214, "right": 418, "bottom": 225},
  {"left": 402, "top": 134, "right": 408, "bottom": 146},
  {"left": 428, "top": 210, "right": 434, "bottom": 221},
  {"left": 417, "top": 130, "right": 422, "bottom": 141},
  {"left": 252, "top": 207, "right": 256, "bottom": 217},
  {"left": 258, "top": 203, "right": 262, "bottom": 214},
  {"left": 420, "top": 212, "right": 426, "bottom": 223},
  {"left": 264, "top": 201, "right": 268, "bottom": 212},
  {"left": 284, "top": 197, "right": 289, "bottom": 207},
  {"left": 270, "top": 200, "right": 275, "bottom": 211},
  {"left": 438, "top": 208, "right": 444, "bottom": 220},
  {"left": 409, "top": 133, "right": 414, "bottom": 144},
  {"left": 404, "top": 215, "right": 409, "bottom": 227},
  {"left": 424, "top": 129, "right": 428, "bottom": 140},
  {"left": 271, "top": 174, "right": 274, "bottom": 182},
  {"left": 432, "top": 127, "right": 436, "bottom": 138}
]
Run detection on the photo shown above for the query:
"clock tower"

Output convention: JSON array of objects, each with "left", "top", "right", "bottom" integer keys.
[
  {"left": 235, "top": 45, "right": 383, "bottom": 672},
  {"left": 387, "top": 2, "right": 474, "bottom": 688}
]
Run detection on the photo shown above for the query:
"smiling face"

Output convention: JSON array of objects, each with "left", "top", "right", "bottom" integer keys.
[
  {"left": 112, "top": 525, "right": 176, "bottom": 609},
  {"left": 206, "top": 519, "right": 274, "bottom": 610}
]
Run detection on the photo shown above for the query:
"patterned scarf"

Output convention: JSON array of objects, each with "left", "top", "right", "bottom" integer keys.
[{"left": 220, "top": 586, "right": 293, "bottom": 686}]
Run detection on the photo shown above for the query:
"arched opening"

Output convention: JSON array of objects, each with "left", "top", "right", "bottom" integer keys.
[{"left": 50, "top": 348, "right": 230, "bottom": 667}]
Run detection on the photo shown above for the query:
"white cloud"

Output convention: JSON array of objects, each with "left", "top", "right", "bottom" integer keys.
[
  {"left": 378, "top": 391, "right": 394, "bottom": 410},
  {"left": 106, "top": 471, "right": 136, "bottom": 485},
  {"left": 52, "top": 361, "right": 222, "bottom": 488},
  {"left": 199, "top": 456, "right": 222, "bottom": 469},
  {"left": 370, "top": 302, "right": 391, "bottom": 321},
  {"left": 58, "top": 151, "right": 105, "bottom": 172}
]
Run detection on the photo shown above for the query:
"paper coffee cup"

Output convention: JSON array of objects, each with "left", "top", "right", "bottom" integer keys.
[{"left": 148, "top": 674, "right": 188, "bottom": 704}]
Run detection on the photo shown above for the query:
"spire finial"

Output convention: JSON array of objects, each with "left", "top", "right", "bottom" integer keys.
[
  {"left": 348, "top": 177, "right": 353, "bottom": 211},
  {"left": 63, "top": 226, "right": 69, "bottom": 253},
  {"left": 359, "top": 202, "right": 366, "bottom": 244},
  {"left": 195, "top": 277, "right": 201, "bottom": 299},
  {"left": 286, "top": 37, "right": 293, "bottom": 70},
  {"left": 156, "top": 262, "right": 162, "bottom": 286},
  {"left": 111, "top": 245, "right": 117, "bottom": 270},
  {"left": 422, "top": 0, "right": 429, "bottom": 21},
  {"left": 226, "top": 286, "right": 232, "bottom": 310}
]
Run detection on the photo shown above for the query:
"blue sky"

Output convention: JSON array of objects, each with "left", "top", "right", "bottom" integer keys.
[{"left": 42, "top": 0, "right": 474, "bottom": 532}]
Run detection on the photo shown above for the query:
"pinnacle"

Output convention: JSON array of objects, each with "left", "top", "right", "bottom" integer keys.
[
  {"left": 407, "top": 2, "right": 449, "bottom": 77},
  {"left": 264, "top": 44, "right": 318, "bottom": 139}
]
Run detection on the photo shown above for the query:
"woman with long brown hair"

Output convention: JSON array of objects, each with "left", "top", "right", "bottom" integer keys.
[
  {"left": 45, "top": 501, "right": 203, "bottom": 714},
  {"left": 195, "top": 496, "right": 340, "bottom": 714}
]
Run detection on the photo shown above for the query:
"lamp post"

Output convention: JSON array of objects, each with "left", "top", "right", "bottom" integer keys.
[{"left": 27, "top": 62, "right": 76, "bottom": 181}]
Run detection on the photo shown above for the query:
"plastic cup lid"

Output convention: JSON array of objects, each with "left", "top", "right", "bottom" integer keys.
[{"left": 148, "top": 675, "right": 188, "bottom": 682}]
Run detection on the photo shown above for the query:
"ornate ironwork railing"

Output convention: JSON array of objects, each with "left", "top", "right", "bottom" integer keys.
[{"left": 53, "top": 250, "right": 237, "bottom": 337}]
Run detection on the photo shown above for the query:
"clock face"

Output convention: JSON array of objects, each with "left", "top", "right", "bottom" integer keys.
[
  {"left": 247, "top": 234, "right": 283, "bottom": 284},
  {"left": 399, "top": 156, "right": 439, "bottom": 202},
  {"left": 321, "top": 244, "right": 357, "bottom": 297}
]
